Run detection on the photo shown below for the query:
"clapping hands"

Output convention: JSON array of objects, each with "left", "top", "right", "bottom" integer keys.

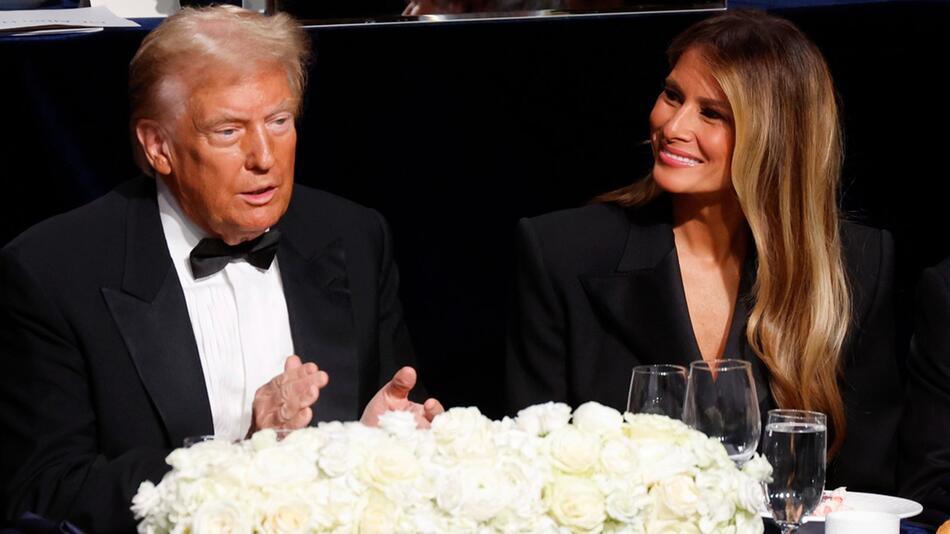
[
  {"left": 361, "top": 366, "right": 444, "bottom": 428},
  {"left": 249, "top": 357, "right": 443, "bottom": 436}
]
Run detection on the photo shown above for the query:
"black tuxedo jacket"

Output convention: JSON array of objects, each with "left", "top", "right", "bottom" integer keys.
[
  {"left": 506, "top": 198, "right": 903, "bottom": 494},
  {"left": 0, "top": 176, "right": 415, "bottom": 533},
  {"left": 900, "top": 257, "right": 950, "bottom": 524}
]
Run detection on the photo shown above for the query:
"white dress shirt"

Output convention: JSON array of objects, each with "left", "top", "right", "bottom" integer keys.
[{"left": 157, "top": 180, "right": 295, "bottom": 441}]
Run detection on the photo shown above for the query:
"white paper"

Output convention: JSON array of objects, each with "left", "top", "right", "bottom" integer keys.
[
  {"left": 0, "top": 6, "right": 139, "bottom": 33},
  {"left": 89, "top": 0, "right": 180, "bottom": 18}
]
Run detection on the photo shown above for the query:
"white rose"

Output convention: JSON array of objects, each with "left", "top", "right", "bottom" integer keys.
[
  {"left": 496, "top": 458, "right": 546, "bottom": 514},
  {"left": 131, "top": 481, "right": 161, "bottom": 520},
  {"left": 644, "top": 517, "right": 701, "bottom": 534},
  {"left": 396, "top": 500, "right": 447, "bottom": 533},
  {"left": 430, "top": 407, "right": 495, "bottom": 461},
  {"left": 604, "top": 480, "right": 651, "bottom": 523},
  {"left": 734, "top": 510, "right": 765, "bottom": 534},
  {"left": 318, "top": 439, "right": 363, "bottom": 477},
  {"left": 248, "top": 447, "right": 318, "bottom": 486},
  {"left": 357, "top": 493, "right": 399, "bottom": 534},
  {"left": 455, "top": 464, "right": 511, "bottom": 522},
  {"left": 599, "top": 437, "right": 639, "bottom": 476},
  {"left": 378, "top": 410, "right": 418, "bottom": 439},
  {"left": 654, "top": 475, "right": 699, "bottom": 518},
  {"left": 191, "top": 500, "right": 251, "bottom": 534},
  {"left": 634, "top": 442, "right": 693, "bottom": 484},
  {"left": 693, "top": 471, "right": 736, "bottom": 528},
  {"left": 690, "top": 435, "right": 732, "bottom": 470},
  {"left": 572, "top": 402, "right": 623, "bottom": 437},
  {"left": 547, "top": 426, "right": 600, "bottom": 475},
  {"left": 516, "top": 402, "right": 572, "bottom": 436},
  {"left": 250, "top": 428, "right": 281, "bottom": 450},
  {"left": 623, "top": 413, "right": 692, "bottom": 442},
  {"left": 279, "top": 427, "right": 326, "bottom": 453},
  {"left": 258, "top": 498, "right": 315, "bottom": 534},
  {"left": 360, "top": 441, "right": 421, "bottom": 490},
  {"left": 545, "top": 476, "right": 606, "bottom": 533},
  {"left": 603, "top": 522, "right": 646, "bottom": 534},
  {"left": 735, "top": 474, "right": 767, "bottom": 514},
  {"left": 166, "top": 440, "right": 244, "bottom": 480},
  {"left": 741, "top": 455, "right": 773, "bottom": 483}
]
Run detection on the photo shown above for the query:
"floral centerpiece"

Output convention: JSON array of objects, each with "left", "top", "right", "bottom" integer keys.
[{"left": 132, "top": 402, "right": 771, "bottom": 533}]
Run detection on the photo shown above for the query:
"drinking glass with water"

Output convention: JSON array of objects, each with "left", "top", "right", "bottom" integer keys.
[{"left": 762, "top": 409, "right": 827, "bottom": 533}]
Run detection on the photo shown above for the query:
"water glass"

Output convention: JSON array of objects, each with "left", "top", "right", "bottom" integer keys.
[
  {"left": 681, "top": 359, "right": 760, "bottom": 465},
  {"left": 626, "top": 364, "right": 687, "bottom": 418},
  {"left": 762, "top": 409, "right": 828, "bottom": 534}
]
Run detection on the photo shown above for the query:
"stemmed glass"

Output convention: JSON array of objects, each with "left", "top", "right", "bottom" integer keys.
[
  {"left": 762, "top": 409, "right": 827, "bottom": 534},
  {"left": 626, "top": 364, "right": 688, "bottom": 418},
  {"left": 681, "top": 359, "right": 760, "bottom": 465}
]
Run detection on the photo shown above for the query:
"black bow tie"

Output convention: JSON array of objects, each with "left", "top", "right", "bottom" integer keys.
[{"left": 189, "top": 230, "right": 281, "bottom": 279}]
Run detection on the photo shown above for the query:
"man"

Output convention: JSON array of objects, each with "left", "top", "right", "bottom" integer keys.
[
  {"left": 901, "top": 258, "right": 950, "bottom": 527},
  {"left": 0, "top": 6, "right": 441, "bottom": 532}
]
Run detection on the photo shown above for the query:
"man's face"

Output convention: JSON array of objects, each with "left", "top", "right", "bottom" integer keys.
[{"left": 159, "top": 65, "right": 297, "bottom": 244}]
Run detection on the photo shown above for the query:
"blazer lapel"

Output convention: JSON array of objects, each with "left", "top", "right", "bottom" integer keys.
[
  {"left": 277, "top": 205, "right": 358, "bottom": 423},
  {"left": 101, "top": 178, "right": 213, "bottom": 447},
  {"left": 580, "top": 202, "right": 701, "bottom": 368}
]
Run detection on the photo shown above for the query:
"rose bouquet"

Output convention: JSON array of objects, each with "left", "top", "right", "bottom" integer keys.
[{"left": 132, "top": 402, "right": 771, "bottom": 533}]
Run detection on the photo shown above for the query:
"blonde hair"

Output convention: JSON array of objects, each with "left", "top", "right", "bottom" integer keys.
[
  {"left": 599, "top": 10, "right": 851, "bottom": 456},
  {"left": 128, "top": 5, "right": 310, "bottom": 174}
]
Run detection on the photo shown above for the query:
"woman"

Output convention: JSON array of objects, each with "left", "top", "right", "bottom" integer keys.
[{"left": 506, "top": 10, "right": 902, "bottom": 493}]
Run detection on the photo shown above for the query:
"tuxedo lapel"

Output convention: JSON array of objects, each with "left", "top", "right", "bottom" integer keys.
[
  {"left": 277, "top": 204, "right": 358, "bottom": 423},
  {"left": 580, "top": 204, "right": 701, "bottom": 368},
  {"left": 102, "top": 178, "right": 213, "bottom": 447}
]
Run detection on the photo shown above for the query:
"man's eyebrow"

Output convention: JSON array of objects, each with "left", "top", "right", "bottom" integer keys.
[
  {"left": 267, "top": 100, "right": 297, "bottom": 117},
  {"left": 195, "top": 111, "right": 246, "bottom": 130}
]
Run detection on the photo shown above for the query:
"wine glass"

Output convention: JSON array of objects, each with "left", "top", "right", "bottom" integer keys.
[
  {"left": 681, "top": 359, "right": 760, "bottom": 465},
  {"left": 626, "top": 364, "right": 688, "bottom": 418},
  {"left": 762, "top": 409, "right": 827, "bottom": 534}
]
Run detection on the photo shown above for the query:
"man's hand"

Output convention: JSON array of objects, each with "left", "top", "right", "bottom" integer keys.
[
  {"left": 361, "top": 366, "right": 444, "bottom": 428},
  {"left": 248, "top": 355, "right": 329, "bottom": 436}
]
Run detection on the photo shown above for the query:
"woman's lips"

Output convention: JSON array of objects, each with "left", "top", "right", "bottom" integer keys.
[
  {"left": 657, "top": 147, "right": 702, "bottom": 168},
  {"left": 240, "top": 186, "right": 277, "bottom": 206}
]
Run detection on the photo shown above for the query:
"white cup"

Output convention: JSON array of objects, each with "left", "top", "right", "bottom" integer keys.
[{"left": 825, "top": 511, "right": 899, "bottom": 534}]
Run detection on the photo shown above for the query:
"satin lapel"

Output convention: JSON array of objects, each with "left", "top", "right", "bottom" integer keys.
[
  {"left": 580, "top": 207, "right": 701, "bottom": 368},
  {"left": 101, "top": 179, "right": 213, "bottom": 447},
  {"left": 277, "top": 229, "right": 358, "bottom": 423}
]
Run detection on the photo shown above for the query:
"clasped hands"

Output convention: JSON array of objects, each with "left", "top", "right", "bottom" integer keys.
[{"left": 247, "top": 355, "right": 444, "bottom": 436}]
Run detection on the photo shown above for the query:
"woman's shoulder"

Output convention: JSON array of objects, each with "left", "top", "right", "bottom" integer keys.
[
  {"left": 517, "top": 200, "right": 669, "bottom": 277},
  {"left": 523, "top": 202, "right": 630, "bottom": 236}
]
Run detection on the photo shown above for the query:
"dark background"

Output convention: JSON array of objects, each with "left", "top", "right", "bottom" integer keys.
[{"left": 1, "top": 2, "right": 948, "bottom": 418}]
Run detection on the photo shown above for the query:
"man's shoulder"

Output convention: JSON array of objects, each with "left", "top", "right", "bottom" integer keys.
[
  {"left": 280, "top": 185, "right": 388, "bottom": 252},
  {"left": 2, "top": 177, "right": 148, "bottom": 265},
  {"left": 839, "top": 220, "right": 893, "bottom": 275},
  {"left": 288, "top": 185, "right": 380, "bottom": 225}
]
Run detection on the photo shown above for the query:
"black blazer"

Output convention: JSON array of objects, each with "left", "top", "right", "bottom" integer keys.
[
  {"left": 506, "top": 198, "right": 902, "bottom": 494},
  {"left": 900, "top": 258, "right": 950, "bottom": 524},
  {"left": 0, "top": 176, "right": 415, "bottom": 533}
]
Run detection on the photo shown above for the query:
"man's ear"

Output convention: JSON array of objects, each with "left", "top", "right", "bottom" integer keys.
[{"left": 135, "top": 119, "right": 172, "bottom": 176}]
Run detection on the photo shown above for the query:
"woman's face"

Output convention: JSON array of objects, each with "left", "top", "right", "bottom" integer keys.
[{"left": 649, "top": 47, "right": 735, "bottom": 197}]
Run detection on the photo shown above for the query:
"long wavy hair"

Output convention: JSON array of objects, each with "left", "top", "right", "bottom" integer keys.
[{"left": 598, "top": 11, "right": 851, "bottom": 456}]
